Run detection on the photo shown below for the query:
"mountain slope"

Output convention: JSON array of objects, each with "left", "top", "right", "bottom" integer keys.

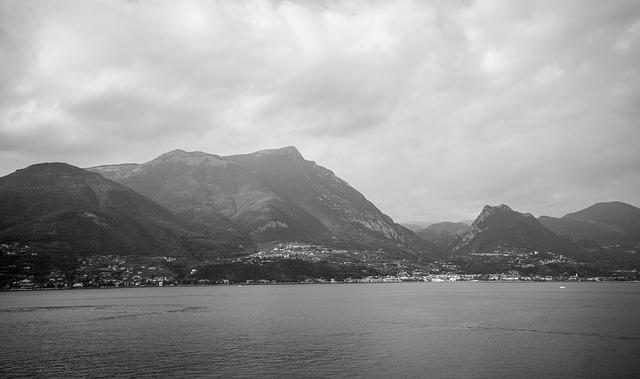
[
  {"left": 89, "top": 147, "right": 437, "bottom": 258},
  {"left": 92, "top": 149, "right": 328, "bottom": 243},
  {"left": 539, "top": 202, "right": 640, "bottom": 247},
  {"left": 450, "top": 204, "right": 584, "bottom": 258},
  {"left": 226, "top": 147, "right": 422, "bottom": 246},
  {"left": 0, "top": 163, "right": 227, "bottom": 256},
  {"left": 92, "top": 150, "right": 259, "bottom": 243}
]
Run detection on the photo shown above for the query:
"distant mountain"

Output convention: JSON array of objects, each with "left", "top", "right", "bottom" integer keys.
[
  {"left": 0, "top": 163, "right": 229, "bottom": 257},
  {"left": 89, "top": 147, "right": 437, "bottom": 259},
  {"left": 450, "top": 204, "right": 585, "bottom": 258},
  {"left": 418, "top": 222, "right": 469, "bottom": 236},
  {"left": 539, "top": 202, "right": 640, "bottom": 247},
  {"left": 416, "top": 222, "right": 469, "bottom": 250},
  {"left": 400, "top": 222, "right": 432, "bottom": 232}
]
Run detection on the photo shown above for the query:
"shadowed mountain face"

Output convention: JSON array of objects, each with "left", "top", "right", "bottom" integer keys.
[
  {"left": 90, "top": 147, "right": 437, "bottom": 258},
  {"left": 539, "top": 202, "right": 640, "bottom": 247},
  {"left": 0, "top": 163, "right": 228, "bottom": 256},
  {"left": 450, "top": 204, "right": 586, "bottom": 258}
]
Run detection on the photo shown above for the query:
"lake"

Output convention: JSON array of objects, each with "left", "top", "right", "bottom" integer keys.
[{"left": 1, "top": 282, "right": 639, "bottom": 378}]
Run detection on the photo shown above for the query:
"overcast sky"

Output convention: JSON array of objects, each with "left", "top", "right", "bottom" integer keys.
[{"left": 1, "top": 0, "right": 639, "bottom": 223}]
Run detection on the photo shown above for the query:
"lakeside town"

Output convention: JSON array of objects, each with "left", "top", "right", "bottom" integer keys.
[{"left": 1, "top": 242, "right": 637, "bottom": 290}]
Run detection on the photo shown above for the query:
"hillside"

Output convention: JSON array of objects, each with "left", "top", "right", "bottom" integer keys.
[
  {"left": 539, "top": 202, "right": 640, "bottom": 247},
  {"left": 0, "top": 163, "right": 229, "bottom": 257}
]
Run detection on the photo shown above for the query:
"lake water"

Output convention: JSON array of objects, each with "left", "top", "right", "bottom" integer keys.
[{"left": 1, "top": 282, "right": 639, "bottom": 378}]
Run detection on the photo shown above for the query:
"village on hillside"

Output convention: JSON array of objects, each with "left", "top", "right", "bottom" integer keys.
[{"left": 1, "top": 242, "right": 637, "bottom": 290}]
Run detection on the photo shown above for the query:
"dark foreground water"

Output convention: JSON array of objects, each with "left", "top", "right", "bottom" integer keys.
[{"left": 1, "top": 283, "right": 639, "bottom": 378}]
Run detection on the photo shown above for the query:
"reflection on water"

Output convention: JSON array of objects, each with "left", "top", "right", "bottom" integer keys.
[{"left": 1, "top": 283, "right": 639, "bottom": 378}]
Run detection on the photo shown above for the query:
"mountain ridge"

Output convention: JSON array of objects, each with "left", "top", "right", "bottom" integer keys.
[
  {"left": 87, "top": 147, "right": 438, "bottom": 259},
  {"left": 539, "top": 201, "right": 640, "bottom": 247}
]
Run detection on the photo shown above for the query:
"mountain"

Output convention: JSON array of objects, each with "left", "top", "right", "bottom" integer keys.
[
  {"left": 89, "top": 147, "right": 437, "bottom": 259},
  {"left": 450, "top": 204, "right": 584, "bottom": 258},
  {"left": 91, "top": 150, "right": 252, "bottom": 244},
  {"left": 400, "top": 222, "right": 431, "bottom": 231},
  {"left": 0, "top": 163, "right": 229, "bottom": 257},
  {"left": 418, "top": 222, "right": 469, "bottom": 236},
  {"left": 539, "top": 202, "right": 640, "bottom": 247},
  {"left": 416, "top": 222, "right": 469, "bottom": 250}
]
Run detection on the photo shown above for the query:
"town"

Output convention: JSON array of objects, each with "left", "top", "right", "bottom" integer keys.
[{"left": 1, "top": 242, "right": 637, "bottom": 290}]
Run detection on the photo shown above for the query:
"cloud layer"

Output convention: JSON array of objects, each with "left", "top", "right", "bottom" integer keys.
[{"left": 1, "top": 0, "right": 639, "bottom": 222}]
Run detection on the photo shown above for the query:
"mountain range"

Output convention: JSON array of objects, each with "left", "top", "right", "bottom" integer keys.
[
  {"left": 1, "top": 146, "right": 638, "bottom": 267},
  {"left": 411, "top": 202, "right": 640, "bottom": 267},
  {"left": 0, "top": 147, "right": 436, "bottom": 259},
  {"left": 449, "top": 204, "right": 587, "bottom": 258}
]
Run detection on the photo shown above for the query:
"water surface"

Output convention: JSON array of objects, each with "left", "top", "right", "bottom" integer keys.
[{"left": 1, "top": 282, "right": 639, "bottom": 378}]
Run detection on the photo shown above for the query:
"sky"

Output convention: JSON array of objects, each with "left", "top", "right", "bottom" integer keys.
[{"left": 1, "top": 0, "right": 639, "bottom": 224}]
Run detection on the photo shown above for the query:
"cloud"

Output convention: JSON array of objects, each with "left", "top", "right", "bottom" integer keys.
[{"left": 0, "top": 0, "right": 639, "bottom": 222}]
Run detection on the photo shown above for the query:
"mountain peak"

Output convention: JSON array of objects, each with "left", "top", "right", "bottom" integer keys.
[
  {"left": 158, "top": 149, "right": 189, "bottom": 158},
  {"left": 481, "top": 204, "right": 511, "bottom": 214},
  {"left": 476, "top": 204, "right": 510, "bottom": 224},
  {"left": 452, "top": 204, "right": 555, "bottom": 254},
  {"left": 156, "top": 149, "right": 216, "bottom": 161},
  {"left": 478, "top": 204, "right": 534, "bottom": 221},
  {"left": 152, "top": 149, "right": 234, "bottom": 168},
  {"left": 224, "top": 146, "right": 306, "bottom": 171},
  {"left": 13, "top": 162, "right": 96, "bottom": 178},
  {"left": 251, "top": 146, "right": 304, "bottom": 160}
]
